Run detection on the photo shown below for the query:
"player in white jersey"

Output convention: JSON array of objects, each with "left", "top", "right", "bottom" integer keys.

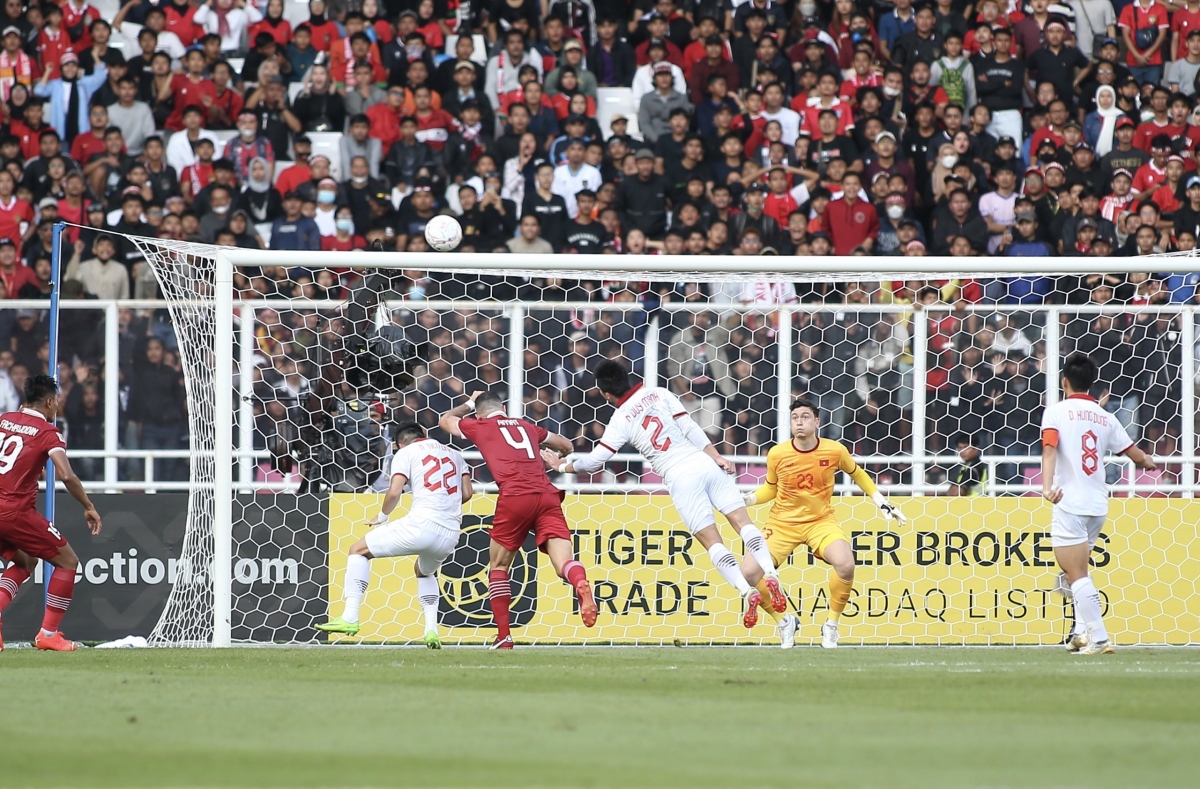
[
  {"left": 540, "top": 360, "right": 787, "bottom": 629},
  {"left": 1040, "top": 353, "right": 1156, "bottom": 655},
  {"left": 317, "top": 422, "right": 473, "bottom": 648}
]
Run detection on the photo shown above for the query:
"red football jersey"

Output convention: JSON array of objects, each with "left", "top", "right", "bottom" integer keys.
[
  {"left": 458, "top": 415, "right": 558, "bottom": 496},
  {"left": 0, "top": 409, "right": 66, "bottom": 512}
]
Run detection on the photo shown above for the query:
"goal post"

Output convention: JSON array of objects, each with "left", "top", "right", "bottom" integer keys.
[{"left": 126, "top": 236, "right": 1200, "bottom": 646}]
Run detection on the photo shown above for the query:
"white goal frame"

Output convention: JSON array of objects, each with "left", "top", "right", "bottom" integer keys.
[{"left": 207, "top": 250, "right": 1200, "bottom": 646}]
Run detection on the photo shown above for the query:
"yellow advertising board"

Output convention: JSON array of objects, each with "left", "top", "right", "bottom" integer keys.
[{"left": 328, "top": 494, "right": 1200, "bottom": 645}]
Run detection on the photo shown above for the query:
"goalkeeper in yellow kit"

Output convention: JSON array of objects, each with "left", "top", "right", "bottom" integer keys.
[{"left": 741, "top": 398, "right": 907, "bottom": 649}]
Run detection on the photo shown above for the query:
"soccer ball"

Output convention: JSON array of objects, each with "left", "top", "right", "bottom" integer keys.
[{"left": 424, "top": 215, "right": 463, "bottom": 252}]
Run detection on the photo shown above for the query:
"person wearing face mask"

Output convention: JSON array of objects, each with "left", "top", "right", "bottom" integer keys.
[
  {"left": 223, "top": 109, "right": 276, "bottom": 185},
  {"left": 198, "top": 184, "right": 238, "bottom": 242},
  {"left": 311, "top": 177, "right": 342, "bottom": 236},
  {"left": 875, "top": 192, "right": 920, "bottom": 255},
  {"left": 342, "top": 155, "right": 384, "bottom": 232},
  {"left": 321, "top": 206, "right": 366, "bottom": 251}
]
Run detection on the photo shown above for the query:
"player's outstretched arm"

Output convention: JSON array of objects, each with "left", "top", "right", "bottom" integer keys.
[
  {"left": 367, "top": 473, "right": 409, "bottom": 526},
  {"left": 49, "top": 449, "right": 102, "bottom": 535},
  {"left": 438, "top": 392, "right": 482, "bottom": 438},
  {"left": 843, "top": 452, "right": 906, "bottom": 525}
]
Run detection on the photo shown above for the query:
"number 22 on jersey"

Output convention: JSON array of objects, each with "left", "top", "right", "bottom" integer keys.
[{"left": 420, "top": 454, "right": 459, "bottom": 494}]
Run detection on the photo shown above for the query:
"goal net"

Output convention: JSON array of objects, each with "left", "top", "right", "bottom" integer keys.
[{"left": 126, "top": 236, "right": 1200, "bottom": 646}]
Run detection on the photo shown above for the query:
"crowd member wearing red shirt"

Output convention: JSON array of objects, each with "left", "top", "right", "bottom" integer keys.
[
  {"left": 320, "top": 207, "right": 367, "bottom": 251},
  {"left": 305, "top": 0, "right": 340, "bottom": 53},
  {"left": 412, "top": 85, "right": 456, "bottom": 152},
  {"left": 163, "top": 0, "right": 202, "bottom": 46},
  {"left": 1132, "top": 137, "right": 1173, "bottom": 194},
  {"left": 0, "top": 236, "right": 38, "bottom": 296},
  {"left": 163, "top": 49, "right": 216, "bottom": 131},
  {"left": 1118, "top": 0, "right": 1170, "bottom": 85},
  {"left": 248, "top": 0, "right": 292, "bottom": 48},
  {"left": 70, "top": 105, "right": 113, "bottom": 165},
  {"left": 0, "top": 171, "right": 34, "bottom": 254},
  {"left": 61, "top": 0, "right": 103, "bottom": 54},
  {"left": 36, "top": 5, "right": 70, "bottom": 81},
  {"left": 10, "top": 100, "right": 50, "bottom": 161},
  {"left": 366, "top": 86, "right": 405, "bottom": 154},
  {"left": 822, "top": 171, "right": 878, "bottom": 255}
]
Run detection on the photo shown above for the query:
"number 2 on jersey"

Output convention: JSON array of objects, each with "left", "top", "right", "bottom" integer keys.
[
  {"left": 641, "top": 415, "right": 672, "bottom": 452},
  {"left": 420, "top": 454, "right": 459, "bottom": 494}
]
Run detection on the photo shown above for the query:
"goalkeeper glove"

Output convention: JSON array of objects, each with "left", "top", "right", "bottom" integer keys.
[
  {"left": 743, "top": 491, "right": 757, "bottom": 507},
  {"left": 871, "top": 492, "right": 906, "bottom": 525}
]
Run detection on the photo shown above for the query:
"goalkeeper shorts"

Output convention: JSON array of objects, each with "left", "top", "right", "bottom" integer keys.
[
  {"left": 365, "top": 517, "right": 460, "bottom": 575},
  {"left": 763, "top": 517, "right": 847, "bottom": 567}
]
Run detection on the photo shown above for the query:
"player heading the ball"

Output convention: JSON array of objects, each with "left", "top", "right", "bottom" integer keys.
[
  {"left": 1040, "top": 352, "right": 1156, "bottom": 655},
  {"left": 0, "top": 375, "right": 103, "bottom": 651},
  {"left": 440, "top": 390, "right": 598, "bottom": 649},
  {"left": 317, "top": 422, "right": 474, "bottom": 648},
  {"left": 542, "top": 360, "right": 787, "bottom": 629},
  {"left": 742, "top": 398, "right": 906, "bottom": 649}
]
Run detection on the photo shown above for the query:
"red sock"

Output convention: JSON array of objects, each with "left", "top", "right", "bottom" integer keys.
[
  {"left": 488, "top": 569, "right": 511, "bottom": 640},
  {"left": 560, "top": 560, "right": 587, "bottom": 587},
  {"left": 41, "top": 567, "right": 74, "bottom": 633},
  {"left": 0, "top": 564, "right": 30, "bottom": 613}
]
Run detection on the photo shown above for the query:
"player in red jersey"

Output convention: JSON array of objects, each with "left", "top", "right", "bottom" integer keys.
[
  {"left": 0, "top": 375, "right": 102, "bottom": 651},
  {"left": 440, "top": 390, "right": 597, "bottom": 649}
]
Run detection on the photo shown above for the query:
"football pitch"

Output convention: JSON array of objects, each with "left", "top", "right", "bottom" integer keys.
[{"left": 3, "top": 646, "right": 1198, "bottom": 788}]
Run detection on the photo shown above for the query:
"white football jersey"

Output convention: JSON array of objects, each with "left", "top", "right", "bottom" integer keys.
[
  {"left": 595, "top": 385, "right": 708, "bottom": 478},
  {"left": 1041, "top": 395, "right": 1133, "bottom": 516},
  {"left": 389, "top": 439, "right": 468, "bottom": 529}
]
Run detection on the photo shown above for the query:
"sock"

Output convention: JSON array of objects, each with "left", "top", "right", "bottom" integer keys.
[
  {"left": 739, "top": 525, "right": 777, "bottom": 580},
  {"left": 559, "top": 559, "right": 587, "bottom": 587},
  {"left": 827, "top": 570, "right": 853, "bottom": 624},
  {"left": 0, "top": 563, "right": 31, "bottom": 613},
  {"left": 341, "top": 554, "right": 370, "bottom": 624},
  {"left": 755, "top": 580, "right": 783, "bottom": 624},
  {"left": 41, "top": 567, "right": 74, "bottom": 634},
  {"left": 488, "top": 569, "right": 512, "bottom": 640},
  {"left": 417, "top": 574, "right": 440, "bottom": 633},
  {"left": 707, "top": 543, "right": 752, "bottom": 595},
  {"left": 1070, "top": 576, "right": 1109, "bottom": 643}
]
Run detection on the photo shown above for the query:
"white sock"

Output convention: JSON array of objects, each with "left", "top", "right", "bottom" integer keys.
[
  {"left": 707, "top": 543, "right": 751, "bottom": 595},
  {"left": 739, "top": 525, "right": 777, "bottom": 578},
  {"left": 417, "top": 573, "right": 440, "bottom": 633},
  {"left": 1070, "top": 576, "right": 1108, "bottom": 643},
  {"left": 341, "top": 554, "right": 370, "bottom": 624}
]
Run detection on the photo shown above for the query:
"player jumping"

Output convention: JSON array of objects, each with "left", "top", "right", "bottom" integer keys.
[
  {"left": 1041, "top": 352, "right": 1156, "bottom": 655},
  {"left": 541, "top": 360, "right": 786, "bottom": 628},
  {"left": 440, "top": 390, "right": 598, "bottom": 649},
  {"left": 740, "top": 398, "right": 906, "bottom": 649},
  {"left": 0, "top": 375, "right": 103, "bottom": 651},
  {"left": 317, "top": 422, "right": 473, "bottom": 648}
]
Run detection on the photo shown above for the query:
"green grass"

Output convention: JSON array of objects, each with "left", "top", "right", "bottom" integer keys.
[{"left": 2, "top": 647, "right": 1198, "bottom": 788}]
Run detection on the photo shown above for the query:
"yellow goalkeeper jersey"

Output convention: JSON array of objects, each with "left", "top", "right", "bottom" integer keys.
[{"left": 751, "top": 438, "right": 879, "bottom": 527}]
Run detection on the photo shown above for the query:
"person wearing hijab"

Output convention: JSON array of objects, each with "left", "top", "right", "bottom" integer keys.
[
  {"left": 34, "top": 52, "right": 108, "bottom": 142},
  {"left": 236, "top": 156, "right": 283, "bottom": 224},
  {"left": 247, "top": 0, "right": 291, "bottom": 48},
  {"left": 1085, "top": 85, "right": 1125, "bottom": 157}
]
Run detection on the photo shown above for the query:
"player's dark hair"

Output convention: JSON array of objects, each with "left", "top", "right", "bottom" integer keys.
[
  {"left": 789, "top": 397, "right": 820, "bottom": 420},
  {"left": 1062, "top": 352, "right": 1098, "bottom": 392},
  {"left": 595, "top": 360, "right": 632, "bottom": 398},
  {"left": 24, "top": 374, "right": 57, "bottom": 406},
  {"left": 392, "top": 421, "right": 424, "bottom": 444},
  {"left": 474, "top": 390, "right": 504, "bottom": 413}
]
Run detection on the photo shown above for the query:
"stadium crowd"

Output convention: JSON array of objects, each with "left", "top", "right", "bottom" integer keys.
[{"left": 0, "top": 0, "right": 1189, "bottom": 490}]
